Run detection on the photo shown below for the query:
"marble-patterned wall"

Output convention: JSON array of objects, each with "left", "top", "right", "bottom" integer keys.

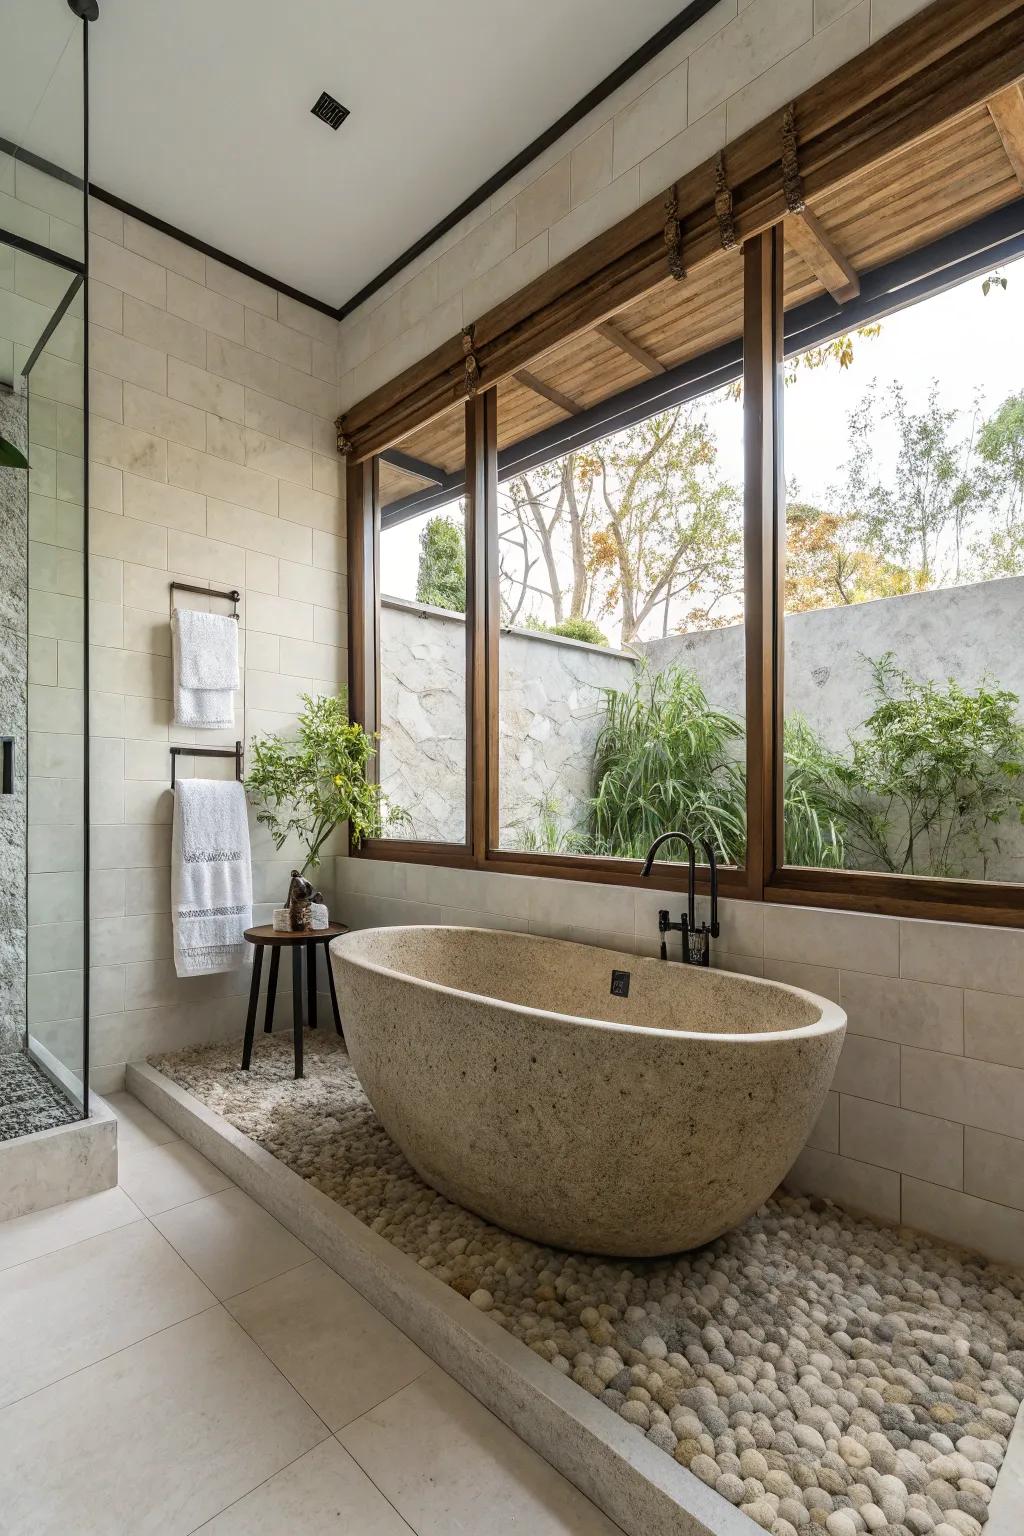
[{"left": 0, "top": 383, "right": 27, "bottom": 1049}]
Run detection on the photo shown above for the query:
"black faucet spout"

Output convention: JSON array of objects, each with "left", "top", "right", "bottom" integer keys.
[
  {"left": 640, "top": 829, "right": 720, "bottom": 959},
  {"left": 639, "top": 831, "right": 696, "bottom": 927}
]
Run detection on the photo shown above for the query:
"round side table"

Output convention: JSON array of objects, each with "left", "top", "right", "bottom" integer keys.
[{"left": 241, "top": 923, "right": 347, "bottom": 1079}]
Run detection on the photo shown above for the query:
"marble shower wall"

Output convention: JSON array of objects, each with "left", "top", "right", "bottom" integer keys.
[{"left": 0, "top": 384, "right": 27, "bottom": 1050}]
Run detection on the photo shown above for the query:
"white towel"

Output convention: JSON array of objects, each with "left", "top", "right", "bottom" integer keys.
[
  {"left": 172, "top": 778, "right": 252, "bottom": 977},
  {"left": 171, "top": 609, "right": 239, "bottom": 729}
]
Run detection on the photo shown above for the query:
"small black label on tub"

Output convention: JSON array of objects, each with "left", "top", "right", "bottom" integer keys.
[{"left": 610, "top": 969, "right": 631, "bottom": 997}]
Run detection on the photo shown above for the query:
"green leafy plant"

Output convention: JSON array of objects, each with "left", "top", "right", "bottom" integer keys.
[
  {"left": 246, "top": 691, "right": 408, "bottom": 872},
  {"left": 509, "top": 794, "right": 592, "bottom": 855},
  {"left": 588, "top": 665, "right": 747, "bottom": 863},
  {"left": 782, "top": 715, "right": 847, "bottom": 869},
  {"left": 803, "top": 655, "right": 1024, "bottom": 877},
  {"left": 415, "top": 515, "right": 466, "bottom": 612},
  {"left": 523, "top": 614, "right": 609, "bottom": 646},
  {"left": 0, "top": 434, "right": 28, "bottom": 470}
]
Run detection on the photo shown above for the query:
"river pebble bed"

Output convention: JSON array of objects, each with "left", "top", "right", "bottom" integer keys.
[{"left": 152, "top": 1032, "right": 1024, "bottom": 1536}]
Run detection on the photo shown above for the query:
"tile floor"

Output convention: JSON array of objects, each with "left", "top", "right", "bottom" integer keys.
[{"left": 0, "top": 1091, "right": 622, "bottom": 1536}]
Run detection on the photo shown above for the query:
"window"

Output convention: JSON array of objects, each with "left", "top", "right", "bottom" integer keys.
[
  {"left": 343, "top": 8, "right": 1024, "bottom": 925},
  {"left": 375, "top": 406, "right": 469, "bottom": 845},
  {"left": 782, "top": 252, "right": 1024, "bottom": 889}
]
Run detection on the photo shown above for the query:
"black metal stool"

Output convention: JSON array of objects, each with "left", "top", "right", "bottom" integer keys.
[{"left": 241, "top": 923, "right": 347, "bottom": 1079}]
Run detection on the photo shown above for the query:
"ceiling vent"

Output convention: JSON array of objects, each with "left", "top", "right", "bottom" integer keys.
[{"left": 311, "top": 91, "right": 350, "bottom": 131}]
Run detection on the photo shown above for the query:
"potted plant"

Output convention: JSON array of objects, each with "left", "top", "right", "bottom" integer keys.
[{"left": 245, "top": 692, "right": 407, "bottom": 894}]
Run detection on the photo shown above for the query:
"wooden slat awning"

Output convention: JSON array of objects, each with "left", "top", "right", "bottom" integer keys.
[{"left": 338, "top": 0, "right": 1024, "bottom": 464}]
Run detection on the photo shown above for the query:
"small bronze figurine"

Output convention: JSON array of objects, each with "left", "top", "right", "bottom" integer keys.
[{"left": 286, "top": 870, "right": 314, "bottom": 932}]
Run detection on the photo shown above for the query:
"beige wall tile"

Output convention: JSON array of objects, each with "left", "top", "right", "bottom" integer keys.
[
  {"left": 278, "top": 481, "right": 343, "bottom": 535},
  {"left": 205, "top": 415, "right": 245, "bottom": 464},
  {"left": 206, "top": 333, "right": 280, "bottom": 397},
  {"left": 88, "top": 369, "right": 123, "bottom": 425},
  {"left": 462, "top": 234, "right": 549, "bottom": 328},
  {"left": 89, "top": 326, "right": 166, "bottom": 393},
  {"left": 89, "top": 235, "right": 167, "bottom": 307},
  {"left": 166, "top": 272, "right": 243, "bottom": 343},
  {"left": 243, "top": 390, "right": 312, "bottom": 450},
  {"left": 901, "top": 1177, "right": 1024, "bottom": 1269},
  {"left": 785, "top": 1146, "right": 900, "bottom": 1224},
  {"left": 246, "top": 591, "right": 314, "bottom": 641},
  {"left": 122, "top": 216, "right": 205, "bottom": 283},
  {"left": 839, "top": 970, "right": 963, "bottom": 1053},
  {"left": 207, "top": 499, "right": 310, "bottom": 563},
  {"left": 122, "top": 473, "right": 206, "bottom": 536},
  {"left": 122, "top": 296, "right": 205, "bottom": 368},
  {"left": 275, "top": 360, "right": 337, "bottom": 419},
  {"left": 807, "top": 1091, "right": 838, "bottom": 1152},
  {"left": 689, "top": 0, "right": 813, "bottom": 121},
  {"left": 832, "top": 1034, "right": 899, "bottom": 1104},
  {"left": 279, "top": 560, "right": 345, "bottom": 610},
  {"left": 613, "top": 60, "right": 688, "bottom": 177},
  {"left": 312, "top": 529, "right": 345, "bottom": 573},
  {"left": 244, "top": 551, "right": 279, "bottom": 596},
  {"left": 763, "top": 905, "right": 899, "bottom": 976},
  {"left": 165, "top": 529, "right": 245, "bottom": 587},
  {"left": 167, "top": 442, "right": 277, "bottom": 516},
  {"left": 89, "top": 199, "right": 123, "bottom": 244},
  {"left": 244, "top": 310, "right": 312, "bottom": 373},
  {"left": 437, "top": 206, "right": 516, "bottom": 304},
  {"left": 244, "top": 428, "right": 311, "bottom": 487},
  {"left": 964, "top": 989, "right": 1024, "bottom": 1070},
  {"left": 123, "top": 383, "right": 206, "bottom": 452},
  {"left": 89, "top": 281, "right": 122, "bottom": 333},
  {"left": 815, "top": 0, "right": 859, "bottom": 23},
  {"left": 901, "top": 1048, "right": 1024, "bottom": 1140},
  {"left": 900, "top": 918, "right": 1024, "bottom": 996},
  {"left": 964, "top": 1127, "right": 1024, "bottom": 1211},
  {"left": 638, "top": 107, "right": 727, "bottom": 203},
  {"left": 205, "top": 258, "right": 277, "bottom": 319},
  {"left": 515, "top": 162, "right": 570, "bottom": 248},
  {"left": 91, "top": 419, "right": 167, "bottom": 483},
  {"left": 549, "top": 170, "right": 639, "bottom": 266},
  {"left": 167, "top": 358, "right": 244, "bottom": 423},
  {"left": 870, "top": 0, "right": 929, "bottom": 42},
  {"left": 840, "top": 1095, "right": 962, "bottom": 1188},
  {"left": 277, "top": 293, "right": 337, "bottom": 346},
  {"left": 726, "top": 1, "right": 868, "bottom": 139},
  {"left": 570, "top": 122, "right": 613, "bottom": 209},
  {"left": 397, "top": 264, "right": 439, "bottom": 334}
]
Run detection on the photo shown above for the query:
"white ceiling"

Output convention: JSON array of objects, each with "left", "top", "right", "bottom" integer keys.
[{"left": 80, "top": 0, "right": 686, "bottom": 310}]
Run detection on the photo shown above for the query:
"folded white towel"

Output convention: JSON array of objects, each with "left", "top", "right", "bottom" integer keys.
[
  {"left": 172, "top": 778, "right": 252, "bottom": 977},
  {"left": 171, "top": 608, "right": 238, "bottom": 730}
]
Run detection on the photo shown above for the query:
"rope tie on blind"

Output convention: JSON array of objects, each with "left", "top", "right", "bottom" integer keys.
[
  {"left": 335, "top": 416, "right": 354, "bottom": 456},
  {"left": 664, "top": 184, "right": 685, "bottom": 281},
  {"left": 714, "top": 152, "right": 737, "bottom": 251},
  {"left": 462, "top": 325, "right": 480, "bottom": 397},
  {"left": 781, "top": 102, "right": 806, "bottom": 214}
]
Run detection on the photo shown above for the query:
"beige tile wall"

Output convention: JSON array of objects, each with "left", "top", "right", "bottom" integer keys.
[
  {"left": 333, "top": 856, "right": 1024, "bottom": 1266},
  {"left": 86, "top": 200, "right": 346, "bottom": 1087},
  {"left": 336, "top": 0, "right": 930, "bottom": 411}
]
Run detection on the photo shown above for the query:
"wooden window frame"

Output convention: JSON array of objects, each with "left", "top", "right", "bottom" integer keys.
[
  {"left": 345, "top": 0, "right": 1024, "bottom": 928},
  {"left": 350, "top": 219, "right": 1024, "bottom": 926}
]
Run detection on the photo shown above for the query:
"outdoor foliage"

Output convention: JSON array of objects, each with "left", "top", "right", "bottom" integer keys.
[
  {"left": 524, "top": 614, "right": 609, "bottom": 646},
  {"left": 416, "top": 514, "right": 466, "bottom": 612},
  {"left": 789, "top": 655, "right": 1024, "bottom": 877},
  {"left": 246, "top": 692, "right": 408, "bottom": 871},
  {"left": 530, "top": 661, "right": 1024, "bottom": 879}
]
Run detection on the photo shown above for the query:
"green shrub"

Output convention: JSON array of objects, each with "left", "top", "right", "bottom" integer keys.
[{"left": 522, "top": 614, "right": 609, "bottom": 646}]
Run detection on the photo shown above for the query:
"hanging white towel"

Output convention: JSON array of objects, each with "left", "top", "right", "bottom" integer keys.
[
  {"left": 171, "top": 608, "right": 239, "bottom": 729},
  {"left": 172, "top": 778, "right": 252, "bottom": 977}
]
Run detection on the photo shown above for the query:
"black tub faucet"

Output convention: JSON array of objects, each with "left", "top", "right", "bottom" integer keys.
[{"left": 640, "top": 831, "right": 720, "bottom": 966}]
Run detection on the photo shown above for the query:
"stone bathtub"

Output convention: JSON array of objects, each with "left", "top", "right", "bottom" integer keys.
[{"left": 330, "top": 925, "right": 846, "bottom": 1257}]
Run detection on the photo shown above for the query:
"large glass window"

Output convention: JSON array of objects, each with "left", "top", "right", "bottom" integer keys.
[
  {"left": 782, "top": 253, "right": 1024, "bottom": 884},
  {"left": 375, "top": 405, "right": 468, "bottom": 844}
]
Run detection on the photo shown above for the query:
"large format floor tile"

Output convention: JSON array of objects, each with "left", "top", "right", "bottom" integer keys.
[
  {"left": 152, "top": 1185, "right": 312, "bottom": 1299},
  {"left": 226, "top": 1257, "right": 430, "bottom": 1430},
  {"left": 0, "top": 1184, "right": 140, "bottom": 1272},
  {"left": 339, "top": 1366, "right": 623, "bottom": 1535},
  {"left": 0, "top": 1219, "right": 214, "bottom": 1408},
  {"left": 0, "top": 1306, "right": 329, "bottom": 1536},
  {"left": 106, "top": 1089, "right": 180, "bottom": 1152},
  {"left": 195, "top": 1436, "right": 414, "bottom": 1535},
  {"left": 117, "top": 1138, "right": 232, "bottom": 1215}
]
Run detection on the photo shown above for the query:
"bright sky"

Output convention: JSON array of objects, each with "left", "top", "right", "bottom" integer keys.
[{"left": 380, "top": 254, "right": 1024, "bottom": 634}]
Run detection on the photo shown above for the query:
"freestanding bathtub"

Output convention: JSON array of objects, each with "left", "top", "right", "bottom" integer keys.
[{"left": 330, "top": 925, "right": 845, "bottom": 1257}]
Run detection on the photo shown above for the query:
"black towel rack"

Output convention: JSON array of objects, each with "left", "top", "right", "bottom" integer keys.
[
  {"left": 170, "top": 579, "right": 241, "bottom": 619},
  {"left": 170, "top": 741, "right": 243, "bottom": 788}
]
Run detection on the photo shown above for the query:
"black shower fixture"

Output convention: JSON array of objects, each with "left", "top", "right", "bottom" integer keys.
[{"left": 311, "top": 91, "right": 350, "bottom": 130}]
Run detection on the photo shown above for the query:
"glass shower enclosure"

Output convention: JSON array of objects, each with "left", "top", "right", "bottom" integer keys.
[{"left": 0, "top": 0, "right": 90, "bottom": 1133}]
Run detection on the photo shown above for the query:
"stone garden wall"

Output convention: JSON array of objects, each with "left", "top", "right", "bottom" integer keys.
[{"left": 380, "top": 576, "right": 1024, "bottom": 877}]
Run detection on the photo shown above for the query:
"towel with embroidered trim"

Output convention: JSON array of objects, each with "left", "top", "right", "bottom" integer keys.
[{"left": 172, "top": 777, "right": 252, "bottom": 977}]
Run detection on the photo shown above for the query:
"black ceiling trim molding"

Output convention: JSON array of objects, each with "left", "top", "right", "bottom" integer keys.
[
  {"left": 337, "top": 0, "right": 725, "bottom": 320},
  {"left": 0, "top": 134, "right": 84, "bottom": 190},
  {"left": 88, "top": 185, "right": 339, "bottom": 319}
]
